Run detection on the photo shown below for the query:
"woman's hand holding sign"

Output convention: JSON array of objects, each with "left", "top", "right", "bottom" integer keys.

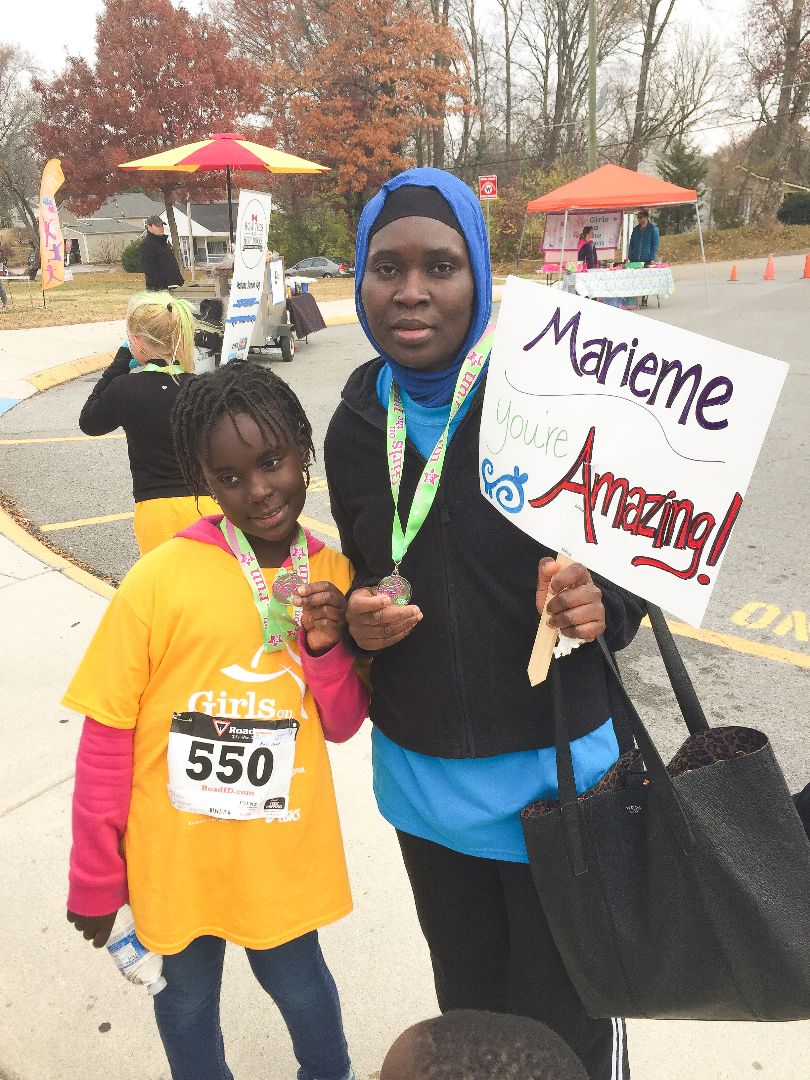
[
  {"left": 536, "top": 557, "right": 605, "bottom": 642},
  {"left": 347, "top": 588, "right": 423, "bottom": 651}
]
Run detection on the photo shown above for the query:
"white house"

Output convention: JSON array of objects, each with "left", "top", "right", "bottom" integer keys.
[{"left": 161, "top": 203, "right": 232, "bottom": 267}]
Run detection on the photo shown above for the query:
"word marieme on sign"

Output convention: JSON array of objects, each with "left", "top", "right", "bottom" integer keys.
[
  {"left": 523, "top": 306, "right": 734, "bottom": 432},
  {"left": 479, "top": 277, "right": 788, "bottom": 626}
]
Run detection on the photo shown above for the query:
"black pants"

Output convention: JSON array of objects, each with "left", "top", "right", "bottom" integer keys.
[{"left": 397, "top": 830, "right": 629, "bottom": 1080}]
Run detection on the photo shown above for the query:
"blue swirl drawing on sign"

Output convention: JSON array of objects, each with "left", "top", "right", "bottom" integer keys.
[{"left": 481, "top": 460, "right": 528, "bottom": 514}]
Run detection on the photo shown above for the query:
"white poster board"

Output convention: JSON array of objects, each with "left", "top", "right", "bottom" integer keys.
[
  {"left": 221, "top": 190, "right": 273, "bottom": 364},
  {"left": 479, "top": 277, "right": 788, "bottom": 626},
  {"left": 542, "top": 212, "right": 622, "bottom": 257}
]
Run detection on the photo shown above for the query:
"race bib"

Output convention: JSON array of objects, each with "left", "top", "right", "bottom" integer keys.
[{"left": 167, "top": 711, "right": 299, "bottom": 821}]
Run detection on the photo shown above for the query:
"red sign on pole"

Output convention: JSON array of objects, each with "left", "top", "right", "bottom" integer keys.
[{"left": 478, "top": 175, "right": 498, "bottom": 200}]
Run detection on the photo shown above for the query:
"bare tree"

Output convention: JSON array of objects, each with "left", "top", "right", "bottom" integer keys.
[
  {"left": 0, "top": 45, "right": 42, "bottom": 244},
  {"left": 516, "top": 0, "right": 633, "bottom": 168},
  {"left": 602, "top": 25, "right": 725, "bottom": 165},
  {"left": 625, "top": 0, "right": 678, "bottom": 169},
  {"left": 447, "top": 0, "right": 499, "bottom": 171},
  {"left": 737, "top": 0, "right": 810, "bottom": 219},
  {"left": 493, "top": 0, "right": 525, "bottom": 154}
]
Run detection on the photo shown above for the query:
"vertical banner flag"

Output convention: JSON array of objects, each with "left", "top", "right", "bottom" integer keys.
[
  {"left": 221, "top": 190, "right": 273, "bottom": 364},
  {"left": 39, "top": 159, "right": 66, "bottom": 292},
  {"left": 479, "top": 277, "right": 788, "bottom": 626}
]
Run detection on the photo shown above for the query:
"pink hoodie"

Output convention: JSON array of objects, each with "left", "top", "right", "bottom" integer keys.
[{"left": 68, "top": 518, "right": 368, "bottom": 917}]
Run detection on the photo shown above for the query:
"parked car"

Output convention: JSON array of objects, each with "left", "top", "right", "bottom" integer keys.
[{"left": 286, "top": 256, "right": 354, "bottom": 278}]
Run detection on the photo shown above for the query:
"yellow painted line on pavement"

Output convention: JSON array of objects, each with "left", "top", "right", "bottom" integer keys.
[
  {"left": 0, "top": 433, "right": 125, "bottom": 445},
  {"left": 38, "top": 508, "right": 340, "bottom": 539},
  {"left": 640, "top": 614, "right": 810, "bottom": 671},
  {"left": 298, "top": 513, "right": 340, "bottom": 539},
  {"left": 24, "top": 501, "right": 810, "bottom": 672},
  {"left": 41, "top": 511, "right": 135, "bottom": 533},
  {"left": 0, "top": 505, "right": 115, "bottom": 600}
]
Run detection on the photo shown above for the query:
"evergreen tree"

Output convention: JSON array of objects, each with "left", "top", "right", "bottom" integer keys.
[{"left": 657, "top": 139, "right": 708, "bottom": 234}]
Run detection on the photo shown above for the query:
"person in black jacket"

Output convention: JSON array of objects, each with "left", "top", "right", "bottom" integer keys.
[
  {"left": 79, "top": 291, "right": 216, "bottom": 555},
  {"left": 324, "top": 169, "right": 644, "bottom": 1080},
  {"left": 577, "top": 226, "right": 598, "bottom": 269},
  {"left": 139, "top": 215, "right": 184, "bottom": 292}
]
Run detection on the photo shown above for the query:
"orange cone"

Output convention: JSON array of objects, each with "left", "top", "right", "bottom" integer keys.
[
  {"left": 764, "top": 254, "right": 776, "bottom": 281},
  {"left": 802, "top": 254, "right": 810, "bottom": 279},
  {"left": 728, "top": 263, "right": 737, "bottom": 282}
]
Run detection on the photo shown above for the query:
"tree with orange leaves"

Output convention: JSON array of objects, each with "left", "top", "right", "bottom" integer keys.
[
  {"left": 34, "top": 0, "right": 264, "bottom": 255},
  {"left": 217, "top": 0, "right": 468, "bottom": 226}
]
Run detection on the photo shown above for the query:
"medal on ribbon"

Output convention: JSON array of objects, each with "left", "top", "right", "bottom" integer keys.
[
  {"left": 219, "top": 519, "right": 310, "bottom": 651},
  {"left": 382, "top": 325, "right": 495, "bottom": 604}
]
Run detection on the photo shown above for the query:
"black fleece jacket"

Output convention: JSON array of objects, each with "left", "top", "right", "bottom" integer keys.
[
  {"left": 324, "top": 358, "right": 646, "bottom": 759},
  {"left": 79, "top": 347, "right": 194, "bottom": 502},
  {"left": 139, "top": 232, "right": 184, "bottom": 291}
]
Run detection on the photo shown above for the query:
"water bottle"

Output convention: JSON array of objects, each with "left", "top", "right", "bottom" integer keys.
[{"left": 106, "top": 904, "right": 167, "bottom": 996}]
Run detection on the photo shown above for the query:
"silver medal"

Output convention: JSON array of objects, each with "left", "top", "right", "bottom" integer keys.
[
  {"left": 377, "top": 573, "right": 412, "bottom": 606},
  {"left": 272, "top": 570, "right": 305, "bottom": 604}
]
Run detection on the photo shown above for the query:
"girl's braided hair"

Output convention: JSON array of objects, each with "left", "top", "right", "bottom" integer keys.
[{"left": 171, "top": 361, "right": 315, "bottom": 497}]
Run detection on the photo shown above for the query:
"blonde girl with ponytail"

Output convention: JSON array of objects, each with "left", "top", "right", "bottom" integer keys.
[{"left": 79, "top": 291, "right": 218, "bottom": 556}]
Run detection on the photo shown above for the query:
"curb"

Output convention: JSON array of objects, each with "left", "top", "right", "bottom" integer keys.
[
  {"left": 0, "top": 502, "right": 116, "bottom": 600},
  {"left": 25, "top": 351, "right": 115, "bottom": 392}
]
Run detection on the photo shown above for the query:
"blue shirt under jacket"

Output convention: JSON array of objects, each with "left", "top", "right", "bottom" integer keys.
[{"left": 372, "top": 365, "right": 620, "bottom": 862}]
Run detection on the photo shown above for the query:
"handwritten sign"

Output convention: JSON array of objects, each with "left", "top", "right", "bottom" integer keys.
[
  {"left": 221, "top": 190, "right": 273, "bottom": 365},
  {"left": 479, "top": 277, "right": 788, "bottom": 626},
  {"left": 542, "top": 212, "right": 622, "bottom": 257}
]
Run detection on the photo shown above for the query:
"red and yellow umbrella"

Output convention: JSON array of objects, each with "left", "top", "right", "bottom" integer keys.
[{"left": 119, "top": 132, "right": 329, "bottom": 241}]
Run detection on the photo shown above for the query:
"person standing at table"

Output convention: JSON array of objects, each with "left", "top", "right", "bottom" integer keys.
[
  {"left": 627, "top": 209, "right": 659, "bottom": 265},
  {"left": 139, "top": 215, "right": 184, "bottom": 292},
  {"left": 324, "top": 167, "right": 644, "bottom": 1079},
  {"left": 627, "top": 209, "right": 659, "bottom": 307},
  {"left": 577, "top": 226, "right": 598, "bottom": 269}
]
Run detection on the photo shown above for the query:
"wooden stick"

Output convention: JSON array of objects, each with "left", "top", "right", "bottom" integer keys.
[{"left": 527, "top": 552, "right": 573, "bottom": 686}]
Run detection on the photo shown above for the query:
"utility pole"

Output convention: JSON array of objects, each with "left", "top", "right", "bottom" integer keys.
[{"left": 588, "top": 0, "right": 597, "bottom": 170}]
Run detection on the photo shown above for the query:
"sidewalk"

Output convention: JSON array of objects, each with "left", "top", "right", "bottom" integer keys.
[{"left": 1, "top": 275, "right": 809, "bottom": 1078}]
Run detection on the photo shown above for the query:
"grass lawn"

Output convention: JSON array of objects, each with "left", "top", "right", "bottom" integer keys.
[
  {"left": 2, "top": 221, "right": 807, "bottom": 331},
  {"left": 0, "top": 270, "right": 355, "bottom": 331}
]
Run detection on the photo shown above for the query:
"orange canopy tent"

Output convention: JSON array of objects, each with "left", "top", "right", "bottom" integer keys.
[
  {"left": 518, "top": 163, "right": 708, "bottom": 296},
  {"left": 526, "top": 164, "right": 696, "bottom": 213}
]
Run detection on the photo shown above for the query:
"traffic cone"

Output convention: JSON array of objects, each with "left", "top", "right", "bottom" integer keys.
[
  {"left": 728, "top": 263, "right": 737, "bottom": 282},
  {"left": 764, "top": 254, "right": 776, "bottom": 281},
  {"left": 802, "top": 254, "right": 810, "bottom": 279}
]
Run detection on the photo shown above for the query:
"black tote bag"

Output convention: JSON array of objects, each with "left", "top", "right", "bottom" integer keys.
[{"left": 521, "top": 604, "right": 810, "bottom": 1021}]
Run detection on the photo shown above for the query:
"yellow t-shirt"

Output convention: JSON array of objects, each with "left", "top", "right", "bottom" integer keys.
[{"left": 63, "top": 533, "right": 354, "bottom": 955}]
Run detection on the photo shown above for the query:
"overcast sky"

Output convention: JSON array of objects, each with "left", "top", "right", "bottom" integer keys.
[{"left": 5, "top": 0, "right": 743, "bottom": 152}]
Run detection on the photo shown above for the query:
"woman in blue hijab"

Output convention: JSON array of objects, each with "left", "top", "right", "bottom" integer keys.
[{"left": 325, "top": 168, "right": 642, "bottom": 1080}]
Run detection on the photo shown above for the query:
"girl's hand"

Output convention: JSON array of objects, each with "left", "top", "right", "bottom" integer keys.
[
  {"left": 296, "top": 581, "right": 348, "bottom": 655},
  {"left": 66, "top": 908, "right": 118, "bottom": 948},
  {"left": 346, "top": 588, "right": 423, "bottom": 651},
  {"left": 536, "top": 557, "right": 605, "bottom": 642}
]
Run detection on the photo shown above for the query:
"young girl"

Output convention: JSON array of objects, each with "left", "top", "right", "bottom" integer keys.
[
  {"left": 64, "top": 361, "right": 367, "bottom": 1080},
  {"left": 79, "top": 291, "right": 218, "bottom": 555},
  {"left": 324, "top": 168, "right": 645, "bottom": 1079},
  {"left": 577, "top": 225, "right": 598, "bottom": 269}
]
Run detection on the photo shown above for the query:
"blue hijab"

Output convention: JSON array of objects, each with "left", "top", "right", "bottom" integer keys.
[{"left": 355, "top": 168, "right": 492, "bottom": 407}]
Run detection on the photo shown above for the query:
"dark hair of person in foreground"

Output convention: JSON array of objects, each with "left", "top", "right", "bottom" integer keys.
[{"left": 380, "top": 1010, "right": 588, "bottom": 1080}]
